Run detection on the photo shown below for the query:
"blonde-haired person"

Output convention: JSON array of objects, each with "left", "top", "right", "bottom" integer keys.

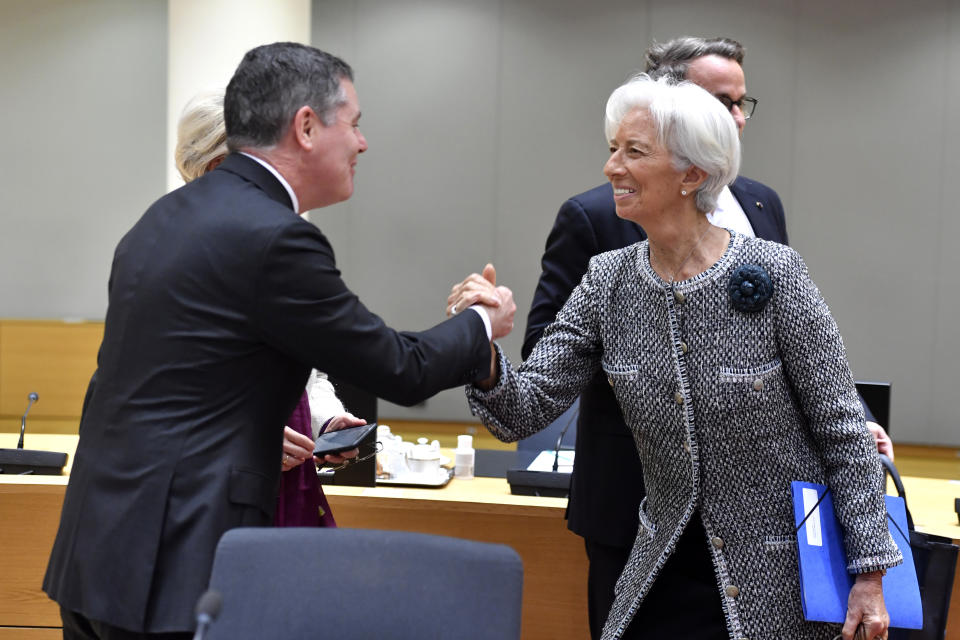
[
  {"left": 175, "top": 90, "right": 228, "bottom": 182},
  {"left": 175, "top": 89, "right": 364, "bottom": 526}
]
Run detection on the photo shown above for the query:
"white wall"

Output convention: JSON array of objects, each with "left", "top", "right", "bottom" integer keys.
[
  {"left": 167, "top": 0, "right": 311, "bottom": 191},
  {"left": 312, "top": 0, "right": 960, "bottom": 445},
  {"left": 0, "top": 0, "right": 167, "bottom": 321}
]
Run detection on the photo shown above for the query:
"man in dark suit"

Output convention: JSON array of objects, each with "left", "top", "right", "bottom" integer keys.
[
  {"left": 44, "top": 43, "right": 514, "bottom": 639},
  {"left": 522, "top": 37, "right": 790, "bottom": 639}
]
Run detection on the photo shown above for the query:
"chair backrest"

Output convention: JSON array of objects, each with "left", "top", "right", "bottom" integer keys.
[
  {"left": 205, "top": 528, "right": 524, "bottom": 640},
  {"left": 517, "top": 397, "right": 579, "bottom": 452},
  {"left": 855, "top": 380, "right": 892, "bottom": 434}
]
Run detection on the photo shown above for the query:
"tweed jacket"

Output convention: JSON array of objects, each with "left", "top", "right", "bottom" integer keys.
[{"left": 467, "top": 233, "right": 901, "bottom": 640}]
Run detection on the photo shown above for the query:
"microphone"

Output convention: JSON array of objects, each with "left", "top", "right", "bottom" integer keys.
[
  {"left": 552, "top": 406, "right": 579, "bottom": 472},
  {"left": 0, "top": 392, "right": 67, "bottom": 475},
  {"left": 506, "top": 405, "right": 578, "bottom": 498},
  {"left": 17, "top": 392, "right": 39, "bottom": 449},
  {"left": 192, "top": 590, "right": 222, "bottom": 640}
]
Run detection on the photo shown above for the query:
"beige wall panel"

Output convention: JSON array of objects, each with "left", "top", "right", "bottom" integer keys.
[
  {"left": 791, "top": 0, "right": 953, "bottom": 443},
  {"left": 930, "top": 2, "right": 960, "bottom": 445},
  {"left": 0, "top": 0, "right": 167, "bottom": 320}
]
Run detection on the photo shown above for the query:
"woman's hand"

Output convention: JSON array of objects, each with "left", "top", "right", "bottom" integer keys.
[
  {"left": 281, "top": 426, "right": 316, "bottom": 472},
  {"left": 313, "top": 413, "right": 366, "bottom": 466},
  {"left": 282, "top": 421, "right": 363, "bottom": 471},
  {"left": 323, "top": 412, "right": 366, "bottom": 433},
  {"left": 316, "top": 447, "right": 360, "bottom": 467},
  {"left": 842, "top": 571, "right": 888, "bottom": 640},
  {"left": 866, "top": 422, "right": 894, "bottom": 460}
]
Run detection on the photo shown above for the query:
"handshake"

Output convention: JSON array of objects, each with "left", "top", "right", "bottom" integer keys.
[{"left": 446, "top": 264, "right": 516, "bottom": 342}]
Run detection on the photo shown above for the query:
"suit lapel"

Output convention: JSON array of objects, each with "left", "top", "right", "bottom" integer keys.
[
  {"left": 729, "top": 177, "right": 777, "bottom": 242},
  {"left": 217, "top": 153, "right": 295, "bottom": 210}
]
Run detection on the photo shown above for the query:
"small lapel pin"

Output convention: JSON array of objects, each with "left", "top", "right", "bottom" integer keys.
[{"left": 755, "top": 201, "right": 763, "bottom": 210}]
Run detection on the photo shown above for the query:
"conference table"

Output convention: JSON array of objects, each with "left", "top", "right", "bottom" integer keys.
[
  {"left": 0, "top": 434, "right": 585, "bottom": 639},
  {"left": 1, "top": 434, "right": 958, "bottom": 639}
]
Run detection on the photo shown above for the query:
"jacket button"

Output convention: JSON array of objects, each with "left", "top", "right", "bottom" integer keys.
[
  {"left": 725, "top": 585, "right": 740, "bottom": 598},
  {"left": 674, "top": 290, "right": 686, "bottom": 303},
  {"left": 674, "top": 392, "right": 684, "bottom": 405},
  {"left": 752, "top": 378, "right": 764, "bottom": 391},
  {"left": 683, "top": 440, "right": 691, "bottom": 453},
  {"left": 680, "top": 341, "right": 689, "bottom": 354},
  {"left": 608, "top": 375, "right": 614, "bottom": 387},
  {"left": 711, "top": 536, "right": 724, "bottom": 549}
]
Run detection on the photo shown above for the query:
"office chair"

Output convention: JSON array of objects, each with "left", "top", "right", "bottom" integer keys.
[
  {"left": 204, "top": 528, "right": 524, "bottom": 640},
  {"left": 855, "top": 380, "right": 892, "bottom": 434}
]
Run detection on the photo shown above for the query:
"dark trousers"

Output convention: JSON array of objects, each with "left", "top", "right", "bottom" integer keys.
[
  {"left": 584, "top": 538, "right": 632, "bottom": 639},
  {"left": 585, "top": 518, "right": 727, "bottom": 639},
  {"left": 61, "top": 607, "right": 192, "bottom": 640}
]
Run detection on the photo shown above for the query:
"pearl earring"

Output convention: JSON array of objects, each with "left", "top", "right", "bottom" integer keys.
[{"left": 681, "top": 190, "right": 688, "bottom": 196}]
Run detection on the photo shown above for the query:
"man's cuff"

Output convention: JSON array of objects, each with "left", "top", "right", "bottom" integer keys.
[{"left": 468, "top": 306, "right": 492, "bottom": 341}]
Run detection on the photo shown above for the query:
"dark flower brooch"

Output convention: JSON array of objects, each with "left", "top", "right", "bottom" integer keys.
[{"left": 728, "top": 264, "right": 772, "bottom": 313}]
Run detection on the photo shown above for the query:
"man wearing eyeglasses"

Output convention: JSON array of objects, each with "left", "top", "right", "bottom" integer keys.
[
  {"left": 646, "top": 38, "right": 780, "bottom": 240},
  {"left": 523, "top": 36, "right": 888, "bottom": 639}
]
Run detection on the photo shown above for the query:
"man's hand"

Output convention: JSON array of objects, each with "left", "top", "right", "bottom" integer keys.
[
  {"left": 447, "top": 264, "right": 501, "bottom": 316},
  {"left": 446, "top": 263, "right": 515, "bottom": 340},
  {"left": 866, "top": 422, "right": 894, "bottom": 460}
]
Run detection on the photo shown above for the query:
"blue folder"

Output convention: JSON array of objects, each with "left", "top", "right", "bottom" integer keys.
[{"left": 791, "top": 480, "right": 922, "bottom": 629}]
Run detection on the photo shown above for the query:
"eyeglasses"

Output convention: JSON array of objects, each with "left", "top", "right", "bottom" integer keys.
[
  {"left": 714, "top": 95, "right": 758, "bottom": 119},
  {"left": 321, "top": 440, "right": 383, "bottom": 472}
]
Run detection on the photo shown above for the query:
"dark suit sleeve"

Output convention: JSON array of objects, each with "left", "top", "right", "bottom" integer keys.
[
  {"left": 253, "top": 221, "right": 490, "bottom": 406},
  {"left": 522, "top": 198, "right": 600, "bottom": 359}
]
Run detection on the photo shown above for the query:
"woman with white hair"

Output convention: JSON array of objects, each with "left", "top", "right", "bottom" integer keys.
[
  {"left": 453, "top": 76, "right": 900, "bottom": 639},
  {"left": 174, "top": 90, "right": 364, "bottom": 526}
]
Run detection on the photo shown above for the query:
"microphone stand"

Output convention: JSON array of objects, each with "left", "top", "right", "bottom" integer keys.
[
  {"left": 16, "top": 392, "right": 38, "bottom": 449},
  {"left": 552, "top": 406, "right": 579, "bottom": 472},
  {"left": 0, "top": 392, "right": 67, "bottom": 475}
]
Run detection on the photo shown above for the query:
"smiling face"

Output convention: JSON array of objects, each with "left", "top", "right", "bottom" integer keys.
[
  {"left": 307, "top": 79, "right": 368, "bottom": 207},
  {"left": 603, "top": 108, "right": 686, "bottom": 226}
]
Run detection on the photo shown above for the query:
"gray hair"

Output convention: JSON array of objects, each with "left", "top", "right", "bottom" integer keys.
[
  {"left": 175, "top": 89, "right": 227, "bottom": 183},
  {"left": 604, "top": 74, "right": 741, "bottom": 213},
  {"left": 645, "top": 36, "right": 745, "bottom": 82},
  {"left": 224, "top": 42, "right": 353, "bottom": 152}
]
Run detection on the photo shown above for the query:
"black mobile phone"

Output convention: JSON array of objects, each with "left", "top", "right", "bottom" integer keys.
[{"left": 312, "top": 423, "right": 377, "bottom": 457}]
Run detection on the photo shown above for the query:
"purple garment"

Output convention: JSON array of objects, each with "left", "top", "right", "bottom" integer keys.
[{"left": 274, "top": 390, "right": 337, "bottom": 527}]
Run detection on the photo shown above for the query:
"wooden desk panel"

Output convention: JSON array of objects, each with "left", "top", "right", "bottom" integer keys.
[
  {"left": 0, "top": 480, "right": 67, "bottom": 627},
  {"left": 0, "top": 629, "right": 62, "bottom": 639},
  {"left": 2, "top": 435, "right": 956, "bottom": 639}
]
